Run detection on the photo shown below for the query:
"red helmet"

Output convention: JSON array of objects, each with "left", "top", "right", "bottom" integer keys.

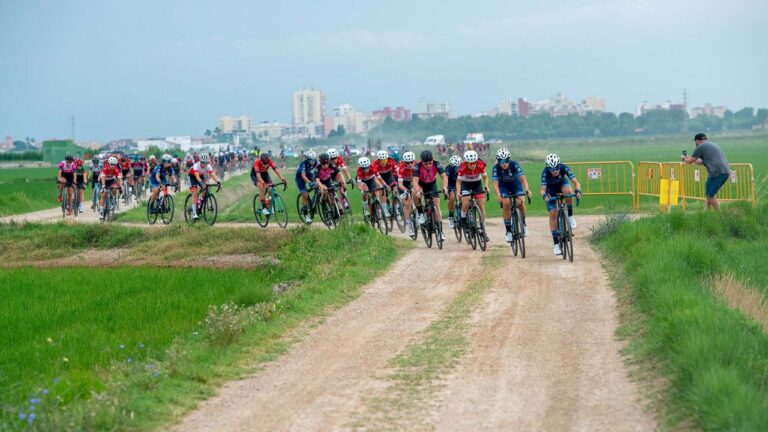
[{"left": 74, "top": 158, "right": 83, "bottom": 166}]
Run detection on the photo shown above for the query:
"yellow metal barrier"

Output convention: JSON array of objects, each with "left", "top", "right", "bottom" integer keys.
[
  {"left": 567, "top": 161, "right": 635, "bottom": 204},
  {"left": 678, "top": 163, "right": 756, "bottom": 208},
  {"left": 635, "top": 161, "right": 663, "bottom": 209}
]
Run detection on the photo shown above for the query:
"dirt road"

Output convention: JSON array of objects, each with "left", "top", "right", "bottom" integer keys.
[
  {"left": 0, "top": 194, "right": 141, "bottom": 223},
  {"left": 175, "top": 216, "right": 654, "bottom": 431}
]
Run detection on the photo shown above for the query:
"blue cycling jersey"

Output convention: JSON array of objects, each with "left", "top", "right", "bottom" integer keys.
[
  {"left": 492, "top": 161, "right": 524, "bottom": 183},
  {"left": 295, "top": 160, "right": 317, "bottom": 182},
  {"left": 151, "top": 164, "right": 176, "bottom": 184},
  {"left": 445, "top": 165, "right": 459, "bottom": 184},
  {"left": 540, "top": 163, "right": 575, "bottom": 188}
]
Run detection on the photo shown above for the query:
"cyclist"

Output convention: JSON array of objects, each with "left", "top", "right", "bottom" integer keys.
[
  {"left": 148, "top": 154, "right": 176, "bottom": 212},
  {"left": 74, "top": 157, "right": 87, "bottom": 213},
  {"left": 119, "top": 155, "right": 133, "bottom": 193},
  {"left": 457, "top": 150, "right": 490, "bottom": 240},
  {"left": 540, "top": 153, "right": 582, "bottom": 256},
  {"left": 374, "top": 150, "right": 399, "bottom": 214},
  {"left": 397, "top": 151, "right": 418, "bottom": 237},
  {"left": 391, "top": 150, "right": 401, "bottom": 164},
  {"left": 356, "top": 156, "right": 390, "bottom": 218},
  {"left": 251, "top": 153, "right": 288, "bottom": 216},
  {"left": 492, "top": 148, "right": 531, "bottom": 242},
  {"left": 148, "top": 154, "right": 158, "bottom": 173},
  {"left": 328, "top": 148, "right": 352, "bottom": 206},
  {"left": 445, "top": 155, "right": 461, "bottom": 229},
  {"left": 188, "top": 154, "right": 221, "bottom": 219},
  {"left": 411, "top": 150, "right": 448, "bottom": 240},
  {"left": 98, "top": 156, "right": 123, "bottom": 219},
  {"left": 296, "top": 151, "right": 318, "bottom": 223},
  {"left": 171, "top": 157, "right": 181, "bottom": 179},
  {"left": 131, "top": 156, "right": 145, "bottom": 192},
  {"left": 315, "top": 153, "right": 343, "bottom": 203},
  {"left": 57, "top": 154, "right": 77, "bottom": 213}
]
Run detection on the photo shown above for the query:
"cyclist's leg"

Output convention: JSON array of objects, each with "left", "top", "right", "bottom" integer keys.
[
  {"left": 447, "top": 189, "right": 456, "bottom": 220},
  {"left": 433, "top": 196, "right": 443, "bottom": 220},
  {"left": 561, "top": 184, "right": 574, "bottom": 215},
  {"left": 546, "top": 187, "right": 560, "bottom": 245}
]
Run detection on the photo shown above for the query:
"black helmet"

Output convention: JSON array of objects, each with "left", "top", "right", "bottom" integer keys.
[
  {"left": 318, "top": 153, "right": 330, "bottom": 162},
  {"left": 420, "top": 150, "right": 433, "bottom": 162},
  {"left": 65, "top": 153, "right": 73, "bottom": 161},
  {"left": 260, "top": 153, "right": 271, "bottom": 162}
]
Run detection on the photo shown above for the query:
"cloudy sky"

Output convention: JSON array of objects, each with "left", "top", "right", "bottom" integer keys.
[{"left": 1, "top": 0, "right": 766, "bottom": 141}]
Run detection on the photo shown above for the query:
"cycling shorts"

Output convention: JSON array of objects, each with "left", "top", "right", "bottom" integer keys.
[
  {"left": 418, "top": 180, "right": 438, "bottom": 197},
  {"left": 359, "top": 178, "right": 377, "bottom": 193},
  {"left": 189, "top": 173, "right": 206, "bottom": 188},
  {"left": 498, "top": 181, "right": 524, "bottom": 198},
  {"left": 460, "top": 180, "right": 484, "bottom": 199},
  {"left": 104, "top": 178, "right": 118, "bottom": 189},
  {"left": 75, "top": 174, "right": 86, "bottom": 188},
  {"left": 121, "top": 169, "right": 131, "bottom": 178},
  {"left": 545, "top": 184, "right": 569, "bottom": 212},
  {"left": 252, "top": 171, "right": 272, "bottom": 186},
  {"left": 380, "top": 172, "right": 397, "bottom": 188}
]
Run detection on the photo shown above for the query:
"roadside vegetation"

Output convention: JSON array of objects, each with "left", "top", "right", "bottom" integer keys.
[
  {"left": 0, "top": 167, "right": 92, "bottom": 217},
  {"left": 0, "top": 223, "right": 398, "bottom": 430},
  {"left": 591, "top": 202, "right": 768, "bottom": 430}
]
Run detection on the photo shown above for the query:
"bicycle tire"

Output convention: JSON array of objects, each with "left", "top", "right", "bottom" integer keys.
[
  {"left": 73, "top": 187, "right": 80, "bottom": 218},
  {"left": 253, "top": 193, "right": 269, "bottom": 227},
  {"left": 184, "top": 194, "right": 196, "bottom": 224},
  {"left": 381, "top": 200, "right": 393, "bottom": 233},
  {"left": 454, "top": 214, "right": 463, "bottom": 243},
  {"left": 422, "top": 219, "right": 432, "bottom": 248},
  {"left": 296, "top": 193, "right": 313, "bottom": 225},
  {"left": 161, "top": 194, "right": 174, "bottom": 224},
  {"left": 319, "top": 198, "right": 333, "bottom": 228},
  {"left": 203, "top": 193, "right": 218, "bottom": 226},
  {"left": 371, "top": 201, "right": 386, "bottom": 234},
  {"left": 558, "top": 211, "right": 567, "bottom": 260},
  {"left": 510, "top": 208, "right": 519, "bottom": 256},
  {"left": 434, "top": 211, "right": 443, "bottom": 250},
  {"left": 515, "top": 208, "right": 526, "bottom": 258},
  {"left": 147, "top": 197, "right": 158, "bottom": 224},
  {"left": 564, "top": 215, "right": 574, "bottom": 262},
  {"left": 392, "top": 194, "right": 406, "bottom": 233},
  {"left": 467, "top": 211, "right": 478, "bottom": 250},
  {"left": 474, "top": 205, "right": 487, "bottom": 251},
  {"left": 274, "top": 194, "right": 288, "bottom": 228},
  {"left": 61, "top": 187, "right": 68, "bottom": 218}
]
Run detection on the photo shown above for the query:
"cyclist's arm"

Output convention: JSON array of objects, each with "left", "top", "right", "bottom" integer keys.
[
  {"left": 58, "top": 169, "right": 64, "bottom": 181},
  {"left": 540, "top": 184, "right": 548, "bottom": 199},
  {"left": 272, "top": 167, "right": 286, "bottom": 182},
  {"left": 301, "top": 171, "right": 311, "bottom": 184},
  {"left": 210, "top": 170, "right": 221, "bottom": 183},
  {"left": 519, "top": 174, "right": 530, "bottom": 195},
  {"left": 482, "top": 172, "right": 489, "bottom": 191},
  {"left": 492, "top": 179, "right": 501, "bottom": 198},
  {"left": 571, "top": 177, "right": 581, "bottom": 193},
  {"left": 440, "top": 172, "right": 449, "bottom": 194}
]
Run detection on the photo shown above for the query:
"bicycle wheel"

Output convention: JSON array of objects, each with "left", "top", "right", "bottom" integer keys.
[
  {"left": 273, "top": 194, "right": 288, "bottom": 228},
  {"left": 73, "top": 188, "right": 80, "bottom": 218},
  {"left": 515, "top": 207, "right": 526, "bottom": 258},
  {"left": 433, "top": 210, "right": 444, "bottom": 250},
  {"left": 467, "top": 211, "right": 478, "bottom": 250},
  {"left": 203, "top": 193, "right": 218, "bottom": 226},
  {"left": 253, "top": 193, "right": 269, "bottom": 227},
  {"left": 147, "top": 197, "right": 158, "bottom": 224},
  {"left": 564, "top": 215, "right": 574, "bottom": 262},
  {"left": 393, "top": 195, "right": 406, "bottom": 233},
  {"left": 161, "top": 195, "right": 174, "bottom": 224},
  {"left": 453, "top": 214, "right": 463, "bottom": 243},
  {"left": 184, "top": 194, "right": 196, "bottom": 224},
  {"left": 319, "top": 198, "right": 333, "bottom": 228},
  {"left": 107, "top": 196, "right": 116, "bottom": 222},
  {"left": 61, "top": 188, "right": 68, "bottom": 218},
  {"left": 510, "top": 208, "right": 519, "bottom": 256},
  {"left": 371, "top": 201, "right": 386, "bottom": 234},
  {"left": 474, "top": 205, "right": 487, "bottom": 251},
  {"left": 421, "top": 210, "right": 433, "bottom": 248},
  {"left": 296, "top": 193, "right": 313, "bottom": 225},
  {"left": 558, "top": 212, "right": 568, "bottom": 260},
  {"left": 381, "top": 200, "right": 393, "bottom": 233}
]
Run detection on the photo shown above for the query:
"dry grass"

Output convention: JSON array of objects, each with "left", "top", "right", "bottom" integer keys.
[{"left": 712, "top": 274, "right": 768, "bottom": 333}]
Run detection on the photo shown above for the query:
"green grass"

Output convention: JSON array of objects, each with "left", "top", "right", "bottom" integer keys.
[
  {"left": 593, "top": 202, "right": 768, "bottom": 430},
  {"left": 0, "top": 167, "right": 95, "bottom": 217},
  {"left": 0, "top": 224, "right": 398, "bottom": 430}
]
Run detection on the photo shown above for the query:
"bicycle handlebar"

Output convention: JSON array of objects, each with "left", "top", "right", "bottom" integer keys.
[{"left": 547, "top": 193, "right": 580, "bottom": 206}]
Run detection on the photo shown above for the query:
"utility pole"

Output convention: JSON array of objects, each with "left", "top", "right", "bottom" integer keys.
[{"left": 70, "top": 115, "right": 76, "bottom": 143}]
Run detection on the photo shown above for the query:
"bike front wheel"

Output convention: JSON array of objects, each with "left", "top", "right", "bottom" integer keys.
[
  {"left": 203, "top": 193, "right": 218, "bottom": 226},
  {"left": 161, "top": 194, "right": 174, "bottom": 225},
  {"left": 274, "top": 194, "right": 288, "bottom": 228},
  {"left": 473, "top": 205, "right": 487, "bottom": 251}
]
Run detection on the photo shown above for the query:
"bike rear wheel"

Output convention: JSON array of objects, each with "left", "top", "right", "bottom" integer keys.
[
  {"left": 513, "top": 207, "right": 526, "bottom": 258},
  {"left": 370, "top": 201, "right": 386, "bottom": 234},
  {"left": 184, "top": 194, "right": 196, "bottom": 224},
  {"left": 253, "top": 193, "right": 269, "bottom": 227},
  {"left": 147, "top": 197, "right": 158, "bottom": 224},
  {"left": 161, "top": 194, "right": 174, "bottom": 224},
  {"left": 203, "top": 193, "right": 218, "bottom": 226},
  {"left": 392, "top": 194, "right": 406, "bottom": 233}
]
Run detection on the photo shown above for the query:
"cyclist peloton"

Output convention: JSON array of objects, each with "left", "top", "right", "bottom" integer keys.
[
  {"left": 492, "top": 148, "right": 531, "bottom": 242},
  {"left": 411, "top": 150, "right": 448, "bottom": 240},
  {"left": 356, "top": 156, "right": 390, "bottom": 218},
  {"left": 98, "top": 157, "right": 123, "bottom": 219},
  {"left": 188, "top": 154, "right": 221, "bottom": 219},
  {"left": 296, "top": 151, "right": 319, "bottom": 223},
  {"left": 251, "top": 153, "right": 288, "bottom": 216},
  {"left": 540, "top": 153, "right": 582, "bottom": 256},
  {"left": 445, "top": 155, "right": 461, "bottom": 229},
  {"left": 397, "top": 151, "right": 418, "bottom": 237},
  {"left": 56, "top": 154, "right": 77, "bottom": 213},
  {"left": 457, "top": 150, "right": 490, "bottom": 240},
  {"left": 148, "top": 154, "right": 177, "bottom": 212}
]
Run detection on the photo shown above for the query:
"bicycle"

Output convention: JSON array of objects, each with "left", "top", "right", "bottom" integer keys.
[
  {"left": 123, "top": 177, "right": 133, "bottom": 207},
  {"left": 362, "top": 186, "right": 389, "bottom": 235},
  {"left": 254, "top": 180, "right": 288, "bottom": 228},
  {"left": 100, "top": 186, "right": 122, "bottom": 223},
  {"left": 418, "top": 190, "right": 444, "bottom": 249},
  {"left": 58, "top": 180, "right": 75, "bottom": 218},
  {"left": 401, "top": 189, "right": 419, "bottom": 240},
  {"left": 316, "top": 183, "right": 345, "bottom": 229},
  {"left": 184, "top": 182, "right": 221, "bottom": 226},
  {"left": 133, "top": 175, "right": 145, "bottom": 203},
  {"left": 91, "top": 182, "right": 101, "bottom": 212},
  {"left": 548, "top": 193, "right": 580, "bottom": 262},
  {"left": 384, "top": 184, "right": 406, "bottom": 233},
  {"left": 73, "top": 182, "right": 86, "bottom": 217},
  {"left": 296, "top": 182, "right": 323, "bottom": 226},
  {"left": 462, "top": 190, "right": 488, "bottom": 251},
  {"left": 147, "top": 183, "right": 175, "bottom": 225},
  {"left": 507, "top": 194, "right": 531, "bottom": 258}
]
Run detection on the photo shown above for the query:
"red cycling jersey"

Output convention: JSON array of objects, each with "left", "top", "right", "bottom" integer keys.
[
  {"left": 333, "top": 156, "right": 346, "bottom": 168},
  {"left": 374, "top": 158, "right": 397, "bottom": 176},
  {"left": 253, "top": 159, "right": 277, "bottom": 172},
  {"left": 119, "top": 160, "right": 131, "bottom": 171},
  {"left": 101, "top": 166, "right": 122, "bottom": 180},
  {"left": 397, "top": 161, "right": 415, "bottom": 179},
  {"left": 458, "top": 160, "right": 486, "bottom": 182},
  {"left": 356, "top": 165, "right": 379, "bottom": 182}
]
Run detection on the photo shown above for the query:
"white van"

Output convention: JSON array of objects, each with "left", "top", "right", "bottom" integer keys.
[
  {"left": 424, "top": 135, "right": 445, "bottom": 146},
  {"left": 463, "top": 133, "right": 485, "bottom": 146}
]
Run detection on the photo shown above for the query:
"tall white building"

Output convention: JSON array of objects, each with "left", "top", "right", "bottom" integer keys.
[
  {"left": 292, "top": 88, "right": 326, "bottom": 137},
  {"left": 416, "top": 98, "right": 451, "bottom": 119},
  {"left": 218, "top": 115, "right": 253, "bottom": 133}
]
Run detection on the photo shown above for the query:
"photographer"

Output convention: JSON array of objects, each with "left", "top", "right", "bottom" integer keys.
[{"left": 682, "top": 133, "right": 730, "bottom": 211}]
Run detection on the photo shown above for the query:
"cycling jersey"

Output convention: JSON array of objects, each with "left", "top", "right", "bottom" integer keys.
[
  {"left": 150, "top": 164, "right": 175, "bottom": 187},
  {"left": 315, "top": 164, "right": 340, "bottom": 186},
  {"left": 540, "top": 164, "right": 575, "bottom": 188},
  {"left": 119, "top": 160, "right": 131, "bottom": 172},
  {"left": 189, "top": 162, "right": 213, "bottom": 187},
  {"left": 445, "top": 165, "right": 459, "bottom": 191},
  {"left": 253, "top": 159, "right": 277, "bottom": 173},
  {"left": 295, "top": 159, "right": 317, "bottom": 192},
  {"left": 100, "top": 166, "right": 122, "bottom": 181},
  {"left": 457, "top": 160, "right": 487, "bottom": 182},
  {"left": 59, "top": 161, "right": 76, "bottom": 174},
  {"left": 398, "top": 161, "right": 416, "bottom": 189},
  {"left": 74, "top": 165, "right": 86, "bottom": 185},
  {"left": 494, "top": 161, "right": 525, "bottom": 197},
  {"left": 413, "top": 161, "right": 444, "bottom": 184},
  {"left": 374, "top": 158, "right": 397, "bottom": 176},
  {"left": 333, "top": 156, "right": 346, "bottom": 168},
  {"left": 356, "top": 165, "right": 379, "bottom": 182},
  {"left": 132, "top": 161, "right": 145, "bottom": 175}
]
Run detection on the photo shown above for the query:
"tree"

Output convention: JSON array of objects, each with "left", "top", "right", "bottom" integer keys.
[
  {"left": 204, "top": 129, "right": 212, "bottom": 137},
  {"left": 757, "top": 108, "right": 768, "bottom": 125}
]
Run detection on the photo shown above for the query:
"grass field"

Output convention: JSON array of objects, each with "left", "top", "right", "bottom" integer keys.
[
  {"left": 592, "top": 202, "right": 768, "bottom": 430},
  {"left": 0, "top": 167, "right": 93, "bottom": 217},
  {"left": 0, "top": 223, "right": 398, "bottom": 430}
]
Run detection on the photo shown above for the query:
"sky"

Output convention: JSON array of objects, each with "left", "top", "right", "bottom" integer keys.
[{"left": 1, "top": 0, "right": 767, "bottom": 142}]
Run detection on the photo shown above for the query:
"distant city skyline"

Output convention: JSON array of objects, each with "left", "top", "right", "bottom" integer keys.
[{"left": 1, "top": 1, "right": 766, "bottom": 141}]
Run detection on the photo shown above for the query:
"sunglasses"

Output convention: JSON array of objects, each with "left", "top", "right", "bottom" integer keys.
[{"left": 498, "top": 158, "right": 510, "bottom": 164}]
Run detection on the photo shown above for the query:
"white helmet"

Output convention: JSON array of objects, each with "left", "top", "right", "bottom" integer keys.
[
  {"left": 305, "top": 150, "right": 317, "bottom": 160},
  {"left": 200, "top": 154, "right": 210, "bottom": 163},
  {"left": 108, "top": 156, "right": 118, "bottom": 166},
  {"left": 402, "top": 151, "right": 416, "bottom": 163},
  {"left": 496, "top": 148, "right": 510, "bottom": 160},
  {"left": 327, "top": 148, "right": 339, "bottom": 158},
  {"left": 463, "top": 150, "right": 478, "bottom": 163},
  {"left": 358, "top": 157, "right": 371, "bottom": 168},
  {"left": 449, "top": 155, "right": 462, "bottom": 166},
  {"left": 171, "top": 158, "right": 178, "bottom": 164},
  {"left": 376, "top": 150, "right": 389, "bottom": 160},
  {"left": 161, "top": 154, "right": 172, "bottom": 162},
  {"left": 545, "top": 153, "right": 560, "bottom": 168}
]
